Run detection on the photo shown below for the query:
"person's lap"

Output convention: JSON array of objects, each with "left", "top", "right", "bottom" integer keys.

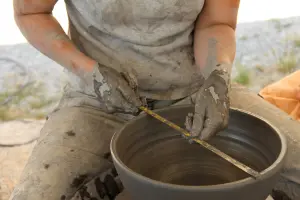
[
  {"left": 9, "top": 106, "right": 126, "bottom": 200},
  {"left": 9, "top": 85, "right": 300, "bottom": 200}
]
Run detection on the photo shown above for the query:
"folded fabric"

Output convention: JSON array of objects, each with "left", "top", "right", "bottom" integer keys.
[{"left": 259, "top": 70, "right": 300, "bottom": 121}]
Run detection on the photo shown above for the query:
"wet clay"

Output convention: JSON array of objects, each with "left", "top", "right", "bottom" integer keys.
[
  {"left": 79, "top": 63, "right": 142, "bottom": 115},
  {"left": 111, "top": 105, "right": 286, "bottom": 200},
  {"left": 187, "top": 38, "right": 232, "bottom": 141},
  {"left": 187, "top": 70, "right": 230, "bottom": 141}
]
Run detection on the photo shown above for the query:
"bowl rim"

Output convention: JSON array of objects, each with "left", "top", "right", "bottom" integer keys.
[{"left": 110, "top": 105, "right": 287, "bottom": 191}]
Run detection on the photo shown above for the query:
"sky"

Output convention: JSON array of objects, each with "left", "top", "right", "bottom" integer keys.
[{"left": 0, "top": 0, "right": 299, "bottom": 45}]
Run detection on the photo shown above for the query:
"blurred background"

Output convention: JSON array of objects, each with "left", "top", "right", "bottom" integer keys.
[{"left": 0, "top": 1, "right": 300, "bottom": 199}]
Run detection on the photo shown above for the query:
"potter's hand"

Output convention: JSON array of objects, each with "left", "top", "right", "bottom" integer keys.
[
  {"left": 81, "top": 63, "right": 142, "bottom": 115},
  {"left": 185, "top": 64, "right": 231, "bottom": 141}
]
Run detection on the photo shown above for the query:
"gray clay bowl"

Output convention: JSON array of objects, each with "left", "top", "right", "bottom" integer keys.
[{"left": 110, "top": 105, "right": 287, "bottom": 200}]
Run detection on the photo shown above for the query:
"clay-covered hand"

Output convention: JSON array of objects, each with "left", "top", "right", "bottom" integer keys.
[
  {"left": 81, "top": 63, "right": 143, "bottom": 114},
  {"left": 185, "top": 63, "right": 231, "bottom": 141}
]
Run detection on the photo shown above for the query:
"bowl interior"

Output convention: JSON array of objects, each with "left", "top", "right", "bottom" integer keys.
[{"left": 114, "top": 106, "right": 282, "bottom": 186}]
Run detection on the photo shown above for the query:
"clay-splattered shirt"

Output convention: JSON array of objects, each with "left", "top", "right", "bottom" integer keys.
[{"left": 64, "top": 0, "right": 205, "bottom": 101}]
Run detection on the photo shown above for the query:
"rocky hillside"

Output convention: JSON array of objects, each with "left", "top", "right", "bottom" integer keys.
[
  {"left": 234, "top": 16, "right": 300, "bottom": 91},
  {"left": 0, "top": 16, "right": 300, "bottom": 120}
]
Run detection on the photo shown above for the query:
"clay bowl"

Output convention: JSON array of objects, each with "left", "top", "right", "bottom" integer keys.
[{"left": 110, "top": 105, "right": 287, "bottom": 200}]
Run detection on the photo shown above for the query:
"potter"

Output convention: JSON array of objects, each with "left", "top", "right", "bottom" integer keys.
[{"left": 11, "top": 0, "right": 299, "bottom": 199}]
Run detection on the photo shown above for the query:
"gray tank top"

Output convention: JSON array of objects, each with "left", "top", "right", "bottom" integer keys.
[{"left": 64, "top": 0, "right": 205, "bottom": 101}]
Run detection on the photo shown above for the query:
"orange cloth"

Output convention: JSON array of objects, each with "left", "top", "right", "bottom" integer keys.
[{"left": 259, "top": 70, "right": 300, "bottom": 121}]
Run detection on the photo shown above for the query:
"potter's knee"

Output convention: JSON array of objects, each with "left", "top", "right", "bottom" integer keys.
[
  {"left": 9, "top": 179, "right": 43, "bottom": 200},
  {"left": 10, "top": 192, "right": 28, "bottom": 200}
]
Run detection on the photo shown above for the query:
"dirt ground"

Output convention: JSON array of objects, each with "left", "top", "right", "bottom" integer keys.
[{"left": 0, "top": 120, "right": 44, "bottom": 200}]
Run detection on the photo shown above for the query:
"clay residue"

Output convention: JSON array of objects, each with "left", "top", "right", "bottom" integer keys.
[
  {"left": 208, "top": 86, "right": 220, "bottom": 103},
  {"left": 66, "top": 130, "right": 76, "bottom": 137},
  {"left": 43, "top": 164, "right": 50, "bottom": 169},
  {"left": 71, "top": 174, "right": 88, "bottom": 188}
]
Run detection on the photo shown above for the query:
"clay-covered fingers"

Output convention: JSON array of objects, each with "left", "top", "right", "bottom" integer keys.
[
  {"left": 198, "top": 101, "right": 224, "bottom": 140},
  {"left": 120, "top": 71, "right": 138, "bottom": 90},
  {"left": 93, "top": 64, "right": 142, "bottom": 114},
  {"left": 198, "top": 113, "right": 221, "bottom": 141},
  {"left": 118, "top": 71, "right": 142, "bottom": 109},
  {"left": 187, "top": 106, "right": 223, "bottom": 141},
  {"left": 186, "top": 87, "right": 229, "bottom": 141},
  {"left": 117, "top": 79, "right": 142, "bottom": 108},
  {"left": 186, "top": 88, "right": 207, "bottom": 140},
  {"left": 190, "top": 103, "right": 206, "bottom": 139},
  {"left": 185, "top": 63, "right": 231, "bottom": 142},
  {"left": 184, "top": 113, "right": 194, "bottom": 132},
  {"left": 184, "top": 113, "right": 194, "bottom": 140},
  {"left": 106, "top": 89, "right": 140, "bottom": 114}
]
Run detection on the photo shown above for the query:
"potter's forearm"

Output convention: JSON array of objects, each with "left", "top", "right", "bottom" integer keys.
[
  {"left": 193, "top": 24, "right": 236, "bottom": 74},
  {"left": 13, "top": 0, "right": 96, "bottom": 73},
  {"left": 193, "top": 0, "right": 239, "bottom": 71}
]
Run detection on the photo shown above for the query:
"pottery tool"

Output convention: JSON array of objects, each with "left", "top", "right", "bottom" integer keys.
[{"left": 139, "top": 106, "right": 261, "bottom": 179}]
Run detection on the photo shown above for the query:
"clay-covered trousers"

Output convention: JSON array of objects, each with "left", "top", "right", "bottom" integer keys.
[{"left": 9, "top": 85, "right": 300, "bottom": 200}]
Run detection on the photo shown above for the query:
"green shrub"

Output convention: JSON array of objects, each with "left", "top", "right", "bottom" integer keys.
[
  {"left": 277, "top": 54, "right": 297, "bottom": 74},
  {"left": 293, "top": 38, "right": 300, "bottom": 48},
  {"left": 233, "top": 62, "right": 251, "bottom": 86},
  {"left": 0, "top": 79, "right": 59, "bottom": 121},
  {"left": 240, "top": 35, "right": 248, "bottom": 41},
  {"left": 269, "top": 18, "right": 282, "bottom": 32},
  {"left": 255, "top": 65, "right": 265, "bottom": 72}
]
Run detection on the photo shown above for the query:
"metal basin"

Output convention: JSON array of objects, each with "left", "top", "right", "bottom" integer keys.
[{"left": 111, "top": 105, "right": 287, "bottom": 200}]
